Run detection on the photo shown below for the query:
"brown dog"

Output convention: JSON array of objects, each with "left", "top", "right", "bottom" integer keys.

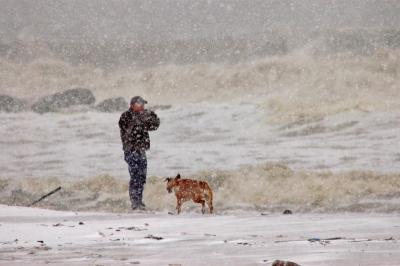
[{"left": 165, "top": 174, "right": 214, "bottom": 214}]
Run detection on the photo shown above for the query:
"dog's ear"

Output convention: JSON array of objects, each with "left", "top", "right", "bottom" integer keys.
[
  {"left": 175, "top": 173, "right": 181, "bottom": 179},
  {"left": 164, "top": 177, "right": 171, "bottom": 182}
]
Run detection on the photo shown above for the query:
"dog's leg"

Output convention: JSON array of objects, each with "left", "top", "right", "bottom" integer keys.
[
  {"left": 176, "top": 199, "right": 182, "bottom": 214},
  {"left": 201, "top": 200, "right": 206, "bottom": 214},
  {"left": 206, "top": 198, "right": 214, "bottom": 214},
  {"left": 209, "top": 203, "right": 214, "bottom": 214},
  {"left": 205, "top": 192, "right": 214, "bottom": 214}
]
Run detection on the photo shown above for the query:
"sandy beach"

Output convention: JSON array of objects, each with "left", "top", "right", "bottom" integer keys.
[{"left": 0, "top": 205, "right": 399, "bottom": 265}]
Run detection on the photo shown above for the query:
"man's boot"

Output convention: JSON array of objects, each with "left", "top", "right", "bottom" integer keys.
[{"left": 138, "top": 202, "right": 146, "bottom": 210}]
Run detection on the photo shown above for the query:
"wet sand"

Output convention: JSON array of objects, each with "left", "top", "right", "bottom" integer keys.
[{"left": 0, "top": 205, "right": 399, "bottom": 265}]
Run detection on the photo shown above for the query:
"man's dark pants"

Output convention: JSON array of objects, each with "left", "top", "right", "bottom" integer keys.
[{"left": 124, "top": 150, "right": 147, "bottom": 208}]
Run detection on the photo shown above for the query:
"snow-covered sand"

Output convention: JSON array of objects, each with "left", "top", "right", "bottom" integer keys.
[{"left": 0, "top": 205, "right": 399, "bottom": 265}]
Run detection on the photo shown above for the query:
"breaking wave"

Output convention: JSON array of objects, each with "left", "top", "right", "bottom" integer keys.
[
  {"left": 2, "top": 163, "right": 400, "bottom": 214},
  {"left": 2, "top": 48, "right": 400, "bottom": 123}
]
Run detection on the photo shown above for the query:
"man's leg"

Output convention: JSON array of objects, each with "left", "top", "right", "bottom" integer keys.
[
  {"left": 128, "top": 176, "right": 141, "bottom": 209},
  {"left": 137, "top": 151, "right": 147, "bottom": 208},
  {"left": 124, "top": 150, "right": 147, "bottom": 210},
  {"left": 125, "top": 151, "right": 143, "bottom": 209}
]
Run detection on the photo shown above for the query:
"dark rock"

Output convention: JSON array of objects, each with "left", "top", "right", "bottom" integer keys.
[
  {"left": 78, "top": 221, "right": 84, "bottom": 225},
  {"left": 0, "top": 95, "right": 26, "bottom": 112},
  {"left": 95, "top": 97, "right": 128, "bottom": 112},
  {"left": 31, "top": 88, "right": 95, "bottom": 113},
  {"left": 272, "top": 260, "right": 300, "bottom": 266},
  {"left": 283, "top": 209, "right": 293, "bottom": 215}
]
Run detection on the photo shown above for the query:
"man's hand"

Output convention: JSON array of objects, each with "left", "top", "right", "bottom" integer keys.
[{"left": 140, "top": 109, "right": 160, "bottom": 131}]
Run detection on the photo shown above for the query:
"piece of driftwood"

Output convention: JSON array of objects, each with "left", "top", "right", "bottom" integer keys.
[
  {"left": 275, "top": 237, "right": 375, "bottom": 244},
  {"left": 27, "top": 186, "right": 62, "bottom": 207},
  {"left": 275, "top": 237, "right": 344, "bottom": 243}
]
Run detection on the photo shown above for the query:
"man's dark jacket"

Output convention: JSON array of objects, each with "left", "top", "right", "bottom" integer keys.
[{"left": 118, "top": 109, "right": 160, "bottom": 152}]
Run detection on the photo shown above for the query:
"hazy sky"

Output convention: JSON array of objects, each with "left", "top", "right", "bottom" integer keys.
[{"left": 1, "top": 0, "right": 400, "bottom": 43}]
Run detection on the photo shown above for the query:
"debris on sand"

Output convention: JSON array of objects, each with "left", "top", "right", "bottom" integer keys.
[
  {"left": 52, "top": 223, "right": 64, "bottom": 227},
  {"left": 127, "top": 226, "right": 146, "bottom": 231},
  {"left": 349, "top": 238, "right": 372, "bottom": 243},
  {"left": 384, "top": 237, "right": 395, "bottom": 241},
  {"left": 275, "top": 236, "right": 376, "bottom": 245},
  {"left": 27, "top": 186, "right": 62, "bottom": 207},
  {"left": 35, "top": 245, "right": 51, "bottom": 251},
  {"left": 272, "top": 260, "right": 300, "bottom": 266},
  {"left": 236, "top": 242, "right": 251, "bottom": 246},
  {"left": 308, "top": 237, "right": 335, "bottom": 245},
  {"left": 276, "top": 236, "right": 344, "bottom": 244},
  {"left": 34, "top": 242, "right": 52, "bottom": 251},
  {"left": 144, "top": 234, "right": 163, "bottom": 240},
  {"left": 283, "top": 210, "right": 293, "bottom": 215},
  {"left": 120, "top": 226, "right": 147, "bottom": 231}
]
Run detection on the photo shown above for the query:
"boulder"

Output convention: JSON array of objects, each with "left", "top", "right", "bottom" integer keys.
[
  {"left": 95, "top": 97, "right": 128, "bottom": 112},
  {"left": 31, "top": 88, "right": 95, "bottom": 113},
  {"left": 0, "top": 95, "right": 26, "bottom": 112}
]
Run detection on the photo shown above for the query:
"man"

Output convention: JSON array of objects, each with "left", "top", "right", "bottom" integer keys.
[{"left": 118, "top": 96, "right": 160, "bottom": 210}]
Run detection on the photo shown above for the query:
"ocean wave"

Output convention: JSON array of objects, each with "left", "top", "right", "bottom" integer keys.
[
  {"left": 2, "top": 163, "right": 400, "bottom": 213},
  {"left": 1, "top": 48, "right": 400, "bottom": 122}
]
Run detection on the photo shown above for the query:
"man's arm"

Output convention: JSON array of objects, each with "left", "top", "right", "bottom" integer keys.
[
  {"left": 141, "top": 110, "right": 160, "bottom": 131},
  {"left": 118, "top": 112, "right": 129, "bottom": 140}
]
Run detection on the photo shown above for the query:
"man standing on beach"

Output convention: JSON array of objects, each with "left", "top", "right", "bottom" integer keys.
[{"left": 118, "top": 96, "right": 160, "bottom": 210}]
